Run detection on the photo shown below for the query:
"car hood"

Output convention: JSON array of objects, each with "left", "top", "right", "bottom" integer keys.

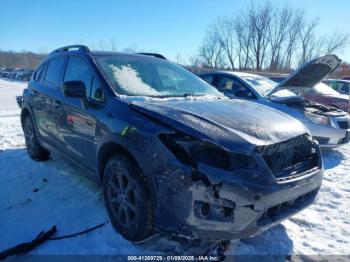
[
  {"left": 130, "top": 99, "right": 308, "bottom": 153},
  {"left": 268, "top": 54, "right": 341, "bottom": 96}
]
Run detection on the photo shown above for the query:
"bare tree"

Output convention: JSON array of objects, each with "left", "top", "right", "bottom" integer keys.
[
  {"left": 188, "top": 54, "right": 202, "bottom": 67},
  {"left": 267, "top": 5, "right": 293, "bottom": 70},
  {"left": 175, "top": 53, "right": 185, "bottom": 65},
  {"left": 0, "top": 51, "right": 46, "bottom": 68},
  {"left": 323, "top": 32, "right": 349, "bottom": 54},
  {"left": 234, "top": 16, "right": 253, "bottom": 70},
  {"left": 282, "top": 8, "right": 304, "bottom": 69},
  {"left": 122, "top": 47, "right": 137, "bottom": 53},
  {"left": 90, "top": 38, "right": 118, "bottom": 51},
  {"left": 198, "top": 30, "right": 226, "bottom": 68},
  {"left": 297, "top": 17, "right": 319, "bottom": 65},
  {"left": 197, "top": 1, "right": 348, "bottom": 71},
  {"left": 247, "top": 2, "right": 273, "bottom": 70},
  {"left": 210, "top": 16, "right": 236, "bottom": 69},
  {"left": 109, "top": 38, "right": 118, "bottom": 51}
]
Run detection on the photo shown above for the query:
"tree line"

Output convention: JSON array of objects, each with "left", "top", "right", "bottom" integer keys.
[
  {"left": 0, "top": 39, "right": 128, "bottom": 69},
  {"left": 191, "top": 1, "right": 349, "bottom": 71},
  {"left": 0, "top": 51, "right": 46, "bottom": 69}
]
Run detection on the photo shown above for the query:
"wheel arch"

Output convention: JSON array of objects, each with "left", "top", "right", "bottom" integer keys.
[
  {"left": 20, "top": 106, "right": 41, "bottom": 137},
  {"left": 97, "top": 141, "right": 158, "bottom": 209},
  {"left": 20, "top": 107, "right": 31, "bottom": 125},
  {"left": 97, "top": 142, "right": 138, "bottom": 181}
]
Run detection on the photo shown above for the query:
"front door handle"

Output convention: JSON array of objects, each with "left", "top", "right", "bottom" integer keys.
[
  {"left": 54, "top": 100, "right": 61, "bottom": 109},
  {"left": 85, "top": 119, "right": 94, "bottom": 126}
]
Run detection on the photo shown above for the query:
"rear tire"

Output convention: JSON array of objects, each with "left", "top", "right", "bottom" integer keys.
[
  {"left": 103, "top": 155, "right": 153, "bottom": 241},
  {"left": 22, "top": 115, "right": 50, "bottom": 161}
]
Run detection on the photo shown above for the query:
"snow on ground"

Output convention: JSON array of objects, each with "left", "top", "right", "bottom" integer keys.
[
  {"left": 0, "top": 78, "right": 349, "bottom": 257},
  {"left": 0, "top": 79, "right": 27, "bottom": 150}
]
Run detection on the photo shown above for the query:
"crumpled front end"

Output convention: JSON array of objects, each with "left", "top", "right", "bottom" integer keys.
[{"left": 152, "top": 134, "right": 323, "bottom": 240}]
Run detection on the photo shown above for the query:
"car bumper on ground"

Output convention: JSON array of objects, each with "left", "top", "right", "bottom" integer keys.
[{"left": 152, "top": 156, "right": 323, "bottom": 240}]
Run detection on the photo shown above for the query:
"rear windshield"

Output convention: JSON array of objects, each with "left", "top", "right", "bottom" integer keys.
[{"left": 94, "top": 55, "right": 221, "bottom": 97}]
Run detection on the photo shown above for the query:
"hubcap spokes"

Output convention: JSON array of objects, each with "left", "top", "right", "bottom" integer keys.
[
  {"left": 24, "top": 121, "right": 34, "bottom": 149},
  {"left": 108, "top": 171, "right": 137, "bottom": 227}
]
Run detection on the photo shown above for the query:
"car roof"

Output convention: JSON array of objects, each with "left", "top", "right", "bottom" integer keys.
[
  {"left": 91, "top": 51, "right": 151, "bottom": 58},
  {"left": 47, "top": 45, "right": 168, "bottom": 62},
  {"left": 49, "top": 50, "right": 148, "bottom": 58},
  {"left": 47, "top": 49, "right": 166, "bottom": 61}
]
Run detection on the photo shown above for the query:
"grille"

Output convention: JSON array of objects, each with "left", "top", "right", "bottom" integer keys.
[
  {"left": 257, "top": 135, "right": 319, "bottom": 180},
  {"left": 338, "top": 121, "right": 350, "bottom": 129}
]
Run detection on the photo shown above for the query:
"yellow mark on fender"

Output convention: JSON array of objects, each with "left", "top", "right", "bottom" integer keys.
[{"left": 120, "top": 126, "right": 130, "bottom": 136}]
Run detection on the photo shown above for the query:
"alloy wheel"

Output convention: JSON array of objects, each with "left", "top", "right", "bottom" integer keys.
[{"left": 107, "top": 169, "right": 137, "bottom": 228}]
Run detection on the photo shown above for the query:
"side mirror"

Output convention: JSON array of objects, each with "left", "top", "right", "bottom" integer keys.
[
  {"left": 235, "top": 89, "right": 251, "bottom": 98},
  {"left": 62, "top": 81, "right": 86, "bottom": 98}
]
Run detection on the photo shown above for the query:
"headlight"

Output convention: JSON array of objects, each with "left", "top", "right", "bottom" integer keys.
[
  {"left": 159, "top": 132, "right": 256, "bottom": 170},
  {"left": 304, "top": 111, "right": 330, "bottom": 126}
]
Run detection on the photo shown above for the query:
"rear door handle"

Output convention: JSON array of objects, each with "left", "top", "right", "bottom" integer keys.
[{"left": 30, "top": 90, "right": 37, "bottom": 97}]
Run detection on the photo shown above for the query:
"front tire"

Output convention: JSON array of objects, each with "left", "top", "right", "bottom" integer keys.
[
  {"left": 22, "top": 115, "right": 50, "bottom": 161},
  {"left": 103, "top": 155, "right": 153, "bottom": 241}
]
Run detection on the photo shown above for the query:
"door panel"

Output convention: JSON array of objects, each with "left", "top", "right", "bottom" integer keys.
[
  {"left": 30, "top": 57, "right": 66, "bottom": 146},
  {"left": 29, "top": 82, "right": 56, "bottom": 143},
  {"left": 55, "top": 55, "right": 102, "bottom": 169},
  {"left": 56, "top": 96, "right": 97, "bottom": 167}
]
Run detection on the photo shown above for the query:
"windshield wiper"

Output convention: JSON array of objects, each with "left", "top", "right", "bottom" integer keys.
[
  {"left": 182, "top": 92, "right": 207, "bottom": 97},
  {"left": 180, "top": 93, "right": 226, "bottom": 98},
  {"left": 139, "top": 93, "right": 224, "bottom": 99}
]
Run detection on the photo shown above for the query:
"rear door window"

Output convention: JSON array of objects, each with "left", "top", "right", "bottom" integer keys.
[
  {"left": 34, "top": 63, "right": 47, "bottom": 82},
  {"left": 201, "top": 75, "right": 214, "bottom": 85},
  {"left": 217, "top": 76, "right": 255, "bottom": 99},
  {"left": 44, "top": 56, "right": 66, "bottom": 87}
]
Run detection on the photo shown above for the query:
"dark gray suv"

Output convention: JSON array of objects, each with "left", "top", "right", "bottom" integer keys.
[{"left": 18, "top": 45, "right": 323, "bottom": 241}]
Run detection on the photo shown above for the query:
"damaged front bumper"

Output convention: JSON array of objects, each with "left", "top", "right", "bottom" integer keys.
[{"left": 152, "top": 149, "right": 323, "bottom": 240}]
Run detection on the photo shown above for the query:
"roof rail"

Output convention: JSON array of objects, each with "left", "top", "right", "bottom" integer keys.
[
  {"left": 137, "top": 53, "right": 167, "bottom": 59},
  {"left": 50, "top": 45, "right": 90, "bottom": 54}
]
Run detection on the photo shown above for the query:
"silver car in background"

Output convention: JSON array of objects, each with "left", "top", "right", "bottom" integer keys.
[{"left": 199, "top": 55, "right": 350, "bottom": 148}]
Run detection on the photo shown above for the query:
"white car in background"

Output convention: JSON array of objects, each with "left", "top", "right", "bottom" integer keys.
[{"left": 199, "top": 55, "right": 350, "bottom": 148}]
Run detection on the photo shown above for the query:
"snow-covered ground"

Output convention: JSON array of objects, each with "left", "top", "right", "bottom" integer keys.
[{"left": 0, "top": 78, "right": 349, "bottom": 257}]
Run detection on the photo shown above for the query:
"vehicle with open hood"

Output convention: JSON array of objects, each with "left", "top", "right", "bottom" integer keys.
[
  {"left": 18, "top": 45, "right": 323, "bottom": 241},
  {"left": 269, "top": 76, "right": 349, "bottom": 113},
  {"left": 200, "top": 55, "right": 350, "bottom": 148}
]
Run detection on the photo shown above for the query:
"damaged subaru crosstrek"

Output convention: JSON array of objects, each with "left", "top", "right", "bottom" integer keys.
[{"left": 19, "top": 45, "right": 323, "bottom": 241}]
